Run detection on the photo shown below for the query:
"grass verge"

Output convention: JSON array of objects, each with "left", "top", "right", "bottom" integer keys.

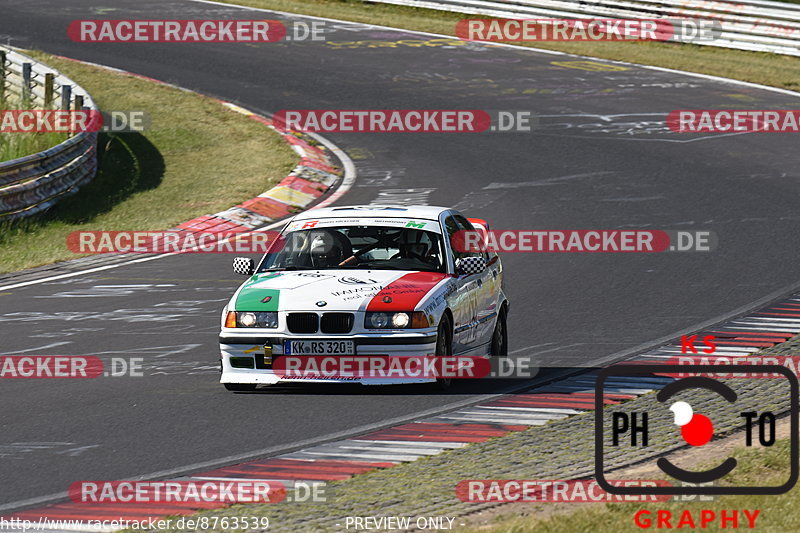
[
  {"left": 0, "top": 130, "right": 69, "bottom": 161},
  {"left": 0, "top": 95, "right": 70, "bottom": 160},
  {"left": 218, "top": 0, "right": 799, "bottom": 92},
  {"left": 470, "top": 435, "right": 797, "bottom": 532},
  {"left": 0, "top": 50, "right": 297, "bottom": 274}
]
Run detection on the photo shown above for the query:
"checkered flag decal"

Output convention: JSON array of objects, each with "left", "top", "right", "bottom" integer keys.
[
  {"left": 458, "top": 256, "right": 485, "bottom": 276},
  {"left": 233, "top": 257, "right": 254, "bottom": 276}
]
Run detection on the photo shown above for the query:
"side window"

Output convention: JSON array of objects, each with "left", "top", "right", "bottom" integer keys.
[
  {"left": 453, "top": 215, "right": 485, "bottom": 260},
  {"left": 444, "top": 215, "right": 466, "bottom": 262}
]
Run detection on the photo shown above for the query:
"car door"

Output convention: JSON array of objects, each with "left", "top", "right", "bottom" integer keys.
[
  {"left": 443, "top": 213, "right": 482, "bottom": 354},
  {"left": 453, "top": 214, "right": 497, "bottom": 350}
]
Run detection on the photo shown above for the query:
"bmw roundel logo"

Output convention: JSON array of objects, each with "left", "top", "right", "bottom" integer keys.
[{"left": 316, "top": 301, "right": 327, "bottom": 307}]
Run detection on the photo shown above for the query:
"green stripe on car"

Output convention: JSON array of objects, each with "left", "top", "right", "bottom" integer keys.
[{"left": 234, "top": 274, "right": 281, "bottom": 311}]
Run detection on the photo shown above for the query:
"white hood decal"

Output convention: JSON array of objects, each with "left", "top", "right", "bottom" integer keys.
[{"left": 248, "top": 270, "right": 410, "bottom": 311}]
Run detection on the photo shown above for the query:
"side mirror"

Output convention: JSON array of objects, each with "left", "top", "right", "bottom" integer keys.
[
  {"left": 455, "top": 256, "right": 487, "bottom": 276},
  {"left": 233, "top": 257, "right": 255, "bottom": 276}
]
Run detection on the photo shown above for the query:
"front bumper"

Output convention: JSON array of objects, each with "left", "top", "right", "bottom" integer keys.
[{"left": 219, "top": 331, "right": 438, "bottom": 385}]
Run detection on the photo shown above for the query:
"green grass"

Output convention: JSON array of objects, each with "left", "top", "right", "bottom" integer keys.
[
  {"left": 468, "top": 437, "right": 797, "bottom": 532},
  {"left": 0, "top": 130, "right": 68, "bottom": 161},
  {"left": 0, "top": 51, "right": 297, "bottom": 274},
  {"left": 0, "top": 96, "right": 70, "bottom": 160},
  {"left": 217, "top": 0, "right": 800, "bottom": 92}
]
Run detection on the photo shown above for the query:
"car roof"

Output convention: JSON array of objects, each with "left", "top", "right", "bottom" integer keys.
[{"left": 292, "top": 205, "right": 451, "bottom": 222}]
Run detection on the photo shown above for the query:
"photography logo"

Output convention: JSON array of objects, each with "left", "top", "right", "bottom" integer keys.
[{"left": 594, "top": 364, "right": 799, "bottom": 495}]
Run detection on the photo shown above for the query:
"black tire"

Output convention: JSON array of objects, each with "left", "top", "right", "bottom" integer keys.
[
  {"left": 224, "top": 383, "right": 257, "bottom": 392},
  {"left": 432, "top": 314, "right": 453, "bottom": 391},
  {"left": 490, "top": 306, "right": 508, "bottom": 357}
]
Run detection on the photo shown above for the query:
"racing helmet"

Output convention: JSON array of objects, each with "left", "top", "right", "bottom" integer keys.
[
  {"left": 308, "top": 230, "right": 352, "bottom": 268},
  {"left": 397, "top": 229, "right": 430, "bottom": 260}
]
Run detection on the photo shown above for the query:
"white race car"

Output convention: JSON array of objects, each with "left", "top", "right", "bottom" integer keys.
[{"left": 219, "top": 205, "right": 508, "bottom": 390}]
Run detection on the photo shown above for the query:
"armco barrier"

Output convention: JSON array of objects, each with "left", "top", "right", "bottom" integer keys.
[
  {"left": 369, "top": 0, "right": 800, "bottom": 55},
  {"left": 0, "top": 46, "right": 98, "bottom": 221}
]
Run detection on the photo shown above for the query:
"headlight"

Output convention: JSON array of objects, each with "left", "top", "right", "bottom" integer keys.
[
  {"left": 366, "top": 312, "right": 389, "bottom": 328},
  {"left": 365, "top": 311, "right": 428, "bottom": 329},
  {"left": 225, "top": 311, "right": 278, "bottom": 328},
  {"left": 392, "top": 312, "right": 410, "bottom": 328},
  {"left": 239, "top": 312, "right": 257, "bottom": 327}
]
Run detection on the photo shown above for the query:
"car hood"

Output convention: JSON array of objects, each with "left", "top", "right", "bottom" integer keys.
[{"left": 232, "top": 269, "right": 450, "bottom": 312}]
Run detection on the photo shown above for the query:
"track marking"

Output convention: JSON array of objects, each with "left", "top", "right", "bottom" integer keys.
[{"left": 186, "top": 0, "right": 800, "bottom": 99}]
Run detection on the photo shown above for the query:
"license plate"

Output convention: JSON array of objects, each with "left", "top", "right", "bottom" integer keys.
[{"left": 284, "top": 339, "right": 354, "bottom": 356}]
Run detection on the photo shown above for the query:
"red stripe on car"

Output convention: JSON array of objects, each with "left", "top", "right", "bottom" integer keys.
[{"left": 366, "top": 271, "right": 449, "bottom": 312}]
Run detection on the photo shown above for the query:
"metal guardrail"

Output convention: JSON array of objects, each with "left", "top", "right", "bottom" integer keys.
[
  {"left": 369, "top": 0, "right": 800, "bottom": 55},
  {"left": 0, "top": 46, "right": 98, "bottom": 221}
]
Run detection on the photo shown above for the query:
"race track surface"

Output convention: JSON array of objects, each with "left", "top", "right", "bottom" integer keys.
[{"left": 1, "top": 0, "right": 799, "bottom": 509}]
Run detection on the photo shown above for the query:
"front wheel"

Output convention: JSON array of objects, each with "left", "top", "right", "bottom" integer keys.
[
  {"left": 432, "top": 315, "right": 453, "bottom": 391},
  {"left": 224, "top": 383, "right": 257, "bottom": 392},
  {"left": 490, "top": 307, "right": 508, "bottom": 357}
]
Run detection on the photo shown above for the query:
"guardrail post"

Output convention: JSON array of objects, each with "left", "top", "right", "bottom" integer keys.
[
  {"left": 0, "top": 51, "right": 6, "bottom": 103},
  {"left": 44, "top": 73, "right": 55, "bottom": 108},
  {"left": 60, "top": 84, "right": 71, "bottom": 110},
  {"left": 0, "top": 49, "right": 99, "bottom": 222},
  {"left": 22, "top": 62, "right": 32, "bottom": 105}
]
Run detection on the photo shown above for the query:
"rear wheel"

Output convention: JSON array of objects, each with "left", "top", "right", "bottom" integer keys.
[
  {"left": 224, "top": 383, "right": 257, "bottom": 392},
  {"left": 490, "top": 307, "right": 508, "bottom": 357},
  {"left": 432, "top": 315, "right": 453, "bottom": 391}
]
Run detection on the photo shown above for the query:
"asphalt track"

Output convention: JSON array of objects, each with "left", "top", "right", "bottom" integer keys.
[{"left": 2, "top": 0, "right": 800, "bottom": 511}]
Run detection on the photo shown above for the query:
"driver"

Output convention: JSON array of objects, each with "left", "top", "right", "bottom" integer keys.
[
  {"left": 308, "top": 230, "right": 352, "bottom": 268},
  {"left": 397, "top": 229, "right": 433, "bottom": 263}
]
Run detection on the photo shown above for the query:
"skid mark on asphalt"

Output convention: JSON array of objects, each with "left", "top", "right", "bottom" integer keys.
[
  {"left": 369, "top": 188, "right": 436, "bottom": 206},
  {"left": 84, "top": 344, "right": 216, "bottom": 376},
  {"left": 453, "top": 190, "right": 508, "bottom": 210},
  {"left": 0, "top": 443, "right": 99, "bottom": 460},
  {"left": 484, "top": 171, "right": 615, "bottom": 189},
  {"left": 2, "top": 342, "right": 72, "bottom": 354},
  {"left": 0, "top": 298, "right": 226, "bottom": 324},
  {"left": 355, "top": 166, "right": 405, "bottom": 188},
  {"left": 34, "top": 285, "right": 176, "bottom": 299}
]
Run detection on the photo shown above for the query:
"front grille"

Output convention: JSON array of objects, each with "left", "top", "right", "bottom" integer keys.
[
  {"left": 321, "top": 313, "right": 354, "bottom": 334},
  {"left": 287, "top": 313, "right": 318, "bottom": 333}
]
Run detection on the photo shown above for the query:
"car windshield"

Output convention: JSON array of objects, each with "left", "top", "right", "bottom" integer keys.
[{"left": 258, "top": 224, "right": 446, "bottom": 273}]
